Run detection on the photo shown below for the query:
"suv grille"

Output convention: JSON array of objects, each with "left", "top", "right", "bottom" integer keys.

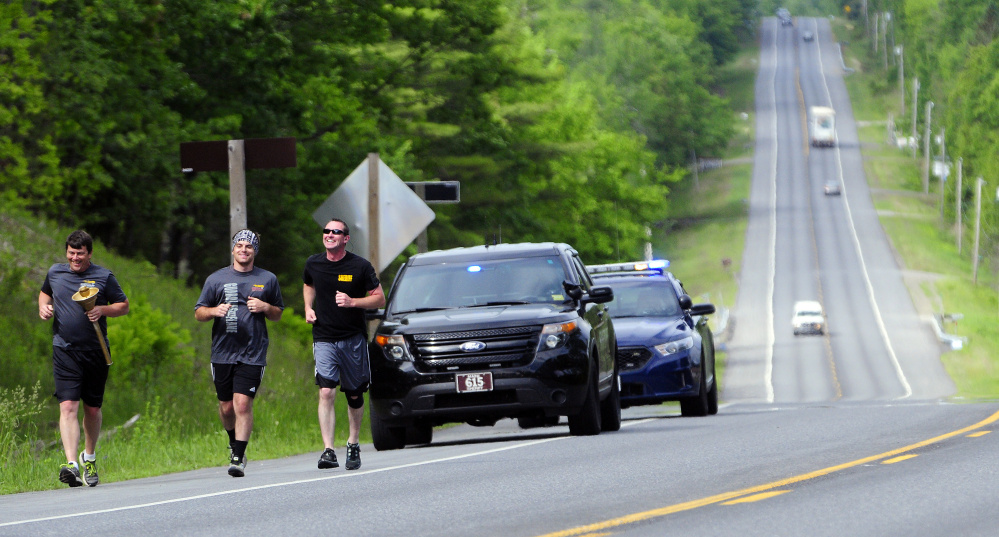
[
  {"left": 617, "top": 347, "right": 652, "bottom": 371},
  {"left": 410, "top": 326, "right": 541, "bottom": 372}
]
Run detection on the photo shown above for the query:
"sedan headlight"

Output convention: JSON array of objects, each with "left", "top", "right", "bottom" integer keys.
[
  {"left": 654, "top": 336, "right": 693, "bottom": 356},
  {"left": 374, "top": 334, "right": 413, "bottom": 361}
]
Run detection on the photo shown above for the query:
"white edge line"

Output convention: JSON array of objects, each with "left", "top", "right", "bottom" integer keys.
[
  {"left": 1, "top": 418, "right": 658, "bottom": 528},
  {"left": 765, "top": 18, "right": 778, "bottom": 404}
]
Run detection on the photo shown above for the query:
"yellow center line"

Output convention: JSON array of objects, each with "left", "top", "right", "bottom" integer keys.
[
  {"left": 535, "top": 409, "right": 999, "bottom": 537},
  {"left": 882, "top": 454, "right": 918, "bottom": 464},
  {"left": 721, "top": 490, "right": 791, "bottom": 505},
  {"left": 967, "top": 430, "right": 990, "bottom": 438}
]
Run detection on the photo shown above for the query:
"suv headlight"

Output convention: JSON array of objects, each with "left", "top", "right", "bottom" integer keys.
[
  {"left": 374, "top": 334, "right": 413, "bottom": 361},
  {"left": 539, "top": 321, "right": 577, "bottom": 350},
  {"left": 654, "top": 336, "right": 693, "bottom": 356}
]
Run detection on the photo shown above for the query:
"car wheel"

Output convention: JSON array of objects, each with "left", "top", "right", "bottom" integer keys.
[
  {"left": 600, "top": 368, "right": 622, "bottom": 432},
  {"left": 371, "top": 407, "right": 407, "bottom": 451},
  {"left": 405, "top": 419, "right": 433, "bottom": 446},
  {"left": 568, "top": 366, "right": 602, "bottom": 436},
  {"left": 679, "top": 363, "right": 710, "bottom": 417},
  {"left": 707, "top": 370, "right": 719, "bottom": 416}
]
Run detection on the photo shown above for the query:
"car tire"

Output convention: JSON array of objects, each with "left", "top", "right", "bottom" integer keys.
[
  {"left": 600, "top": 369, "right": 622, "bottom": 432},
  {"left": 568, "top": 366, "right": 602, "bottom": 436},
  {"left": 405, "top": 419, "right": 433, "bottom": 446},
  {"left": 679, "top": 362, "right": 710, "bottom": 417},
  {"left": 707, "top": 370, "right": 719, "bottom": 416},
  {"left": 371, "top": 407, "right": 407, "bottom": 451}
]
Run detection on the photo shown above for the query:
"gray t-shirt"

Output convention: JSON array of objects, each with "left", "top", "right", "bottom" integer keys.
[
  {"left": 41, "top": 263, "right": 128, "bottom": 350},
  {"left": 195, "top": 266, "right": 284, "bottom": 365}
]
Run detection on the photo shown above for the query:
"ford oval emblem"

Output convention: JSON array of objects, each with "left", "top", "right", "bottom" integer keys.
[{"left": 460, "top": 341, "right": 487, "bottom": 352}]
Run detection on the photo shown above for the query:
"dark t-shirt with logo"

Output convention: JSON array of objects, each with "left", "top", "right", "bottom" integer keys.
[
  {"left": 195, "top": 266, "right": 284, "bottom": 365},
  {"left": 303, "top": 251, "right": 380, "bottom": 342},
  {"left": 41, "top": 263, "right": 128, "bottom": 350}
]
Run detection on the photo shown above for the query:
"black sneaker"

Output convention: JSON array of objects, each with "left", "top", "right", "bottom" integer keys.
[
  {"left": 59, "top": 462, "right": 84, "bottom": 487},
  {"left": 318, "top": 448, "right": 339, "bottom": 469},
  {"left": 228, "top": 453, "right": 246, "bottom": 477},
  {"left": 78, "top": 451, "right": 99, "bottom": 487},
  {"left": 345, "top": 443, "right": 361, "bottom": 471}
]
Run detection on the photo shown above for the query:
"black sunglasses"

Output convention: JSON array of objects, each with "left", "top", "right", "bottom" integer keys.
[{"left": 323, "top": 228, "right": 346, "bottom": 235}]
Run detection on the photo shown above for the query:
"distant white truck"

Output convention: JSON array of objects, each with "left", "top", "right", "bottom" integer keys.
[{"left": 810, "top": 106, "right": 836, "bottom": 147}]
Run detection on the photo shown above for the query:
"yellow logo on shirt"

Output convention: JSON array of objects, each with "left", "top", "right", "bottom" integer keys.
[
  {"left": 253, "top": 284, "right": 265, "bottom": 290},
  {"left": 338, "top": 275, "right": 353, "bottom": 282}
]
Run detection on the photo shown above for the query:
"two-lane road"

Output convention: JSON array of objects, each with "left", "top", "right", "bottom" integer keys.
[{"left": 1, "top": 18, "right": 991, "bottom": 537}]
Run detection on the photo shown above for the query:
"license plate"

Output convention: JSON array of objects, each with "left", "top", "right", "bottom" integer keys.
[{"left": 456, "top": 372, "right": 493, "bottom": 393}]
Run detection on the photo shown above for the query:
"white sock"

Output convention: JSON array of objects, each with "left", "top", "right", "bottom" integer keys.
[{"left": 83, "top": 452, "right": 96, "bottom": 462}]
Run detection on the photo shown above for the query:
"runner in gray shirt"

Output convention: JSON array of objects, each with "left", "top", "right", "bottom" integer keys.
[
  {"left": 195, "top": 229, "right": 284, "bottom": 477},
  {"left": 39, "top": 230, "right": 129, "bottom": 487}
]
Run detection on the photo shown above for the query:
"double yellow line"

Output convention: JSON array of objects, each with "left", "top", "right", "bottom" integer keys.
[{"left": 537, "top": 409, "right": 999, "bottom": 537}]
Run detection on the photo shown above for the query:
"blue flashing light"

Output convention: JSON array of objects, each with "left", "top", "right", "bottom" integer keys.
[
  {"left": 467, "top": 265, "right": 482, "bottom": 273},
  {"left": 648, "top": 259, "right": 669, "bottom": 269}
]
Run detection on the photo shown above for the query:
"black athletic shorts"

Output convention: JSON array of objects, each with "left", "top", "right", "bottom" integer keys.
[
  {"left": 211, "top": 363, "right": 265, "bottom": 401},
  {"left": 52, "top": 347, "right": 110, "bottom": 407}
]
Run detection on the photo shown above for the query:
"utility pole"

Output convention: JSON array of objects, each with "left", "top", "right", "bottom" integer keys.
[
  {"left": 896, "top": 46, "right": 904, "bottom": 117},
  {"left": 911, "top": 78, "right": 919, "bottom": 158},
  {"left": 973, "top": 177, "right": 983, "bottom": 284},
  {"left": 939, "top": 128, "right": 946, "bottom": 221},
  {"left": 923, "top": 101, "right": 934, "bottom": 194},
  {"left": 956, "top": 157, "right": 963, "bottom": 254}
]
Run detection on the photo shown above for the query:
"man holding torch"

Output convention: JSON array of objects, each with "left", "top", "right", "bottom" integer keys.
[{"left": 38, "top": 230, "right": 130, "bottom": 488}]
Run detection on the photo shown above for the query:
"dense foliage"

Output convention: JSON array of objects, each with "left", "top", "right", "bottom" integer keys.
[
  {"left": 834, "top": 0, "right": 999, "bottom": 273},
  {"left": 2, "top": 0, "right": 751, "bottom": 310}
]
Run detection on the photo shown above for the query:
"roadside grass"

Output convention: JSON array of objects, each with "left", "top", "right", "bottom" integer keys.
[
  {"left": 830, "top": 17, "right": 999, "bottom": 398},
  {"left": 0, "top": 208, "right": 365, "bottom": 494}
]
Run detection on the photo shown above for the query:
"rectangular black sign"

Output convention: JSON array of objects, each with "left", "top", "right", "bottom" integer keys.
[
  {"left": 180, "top": 137, "right": 297, "bottom": 172},
  {"left": 406, "top": 181, "right": 460, "bottom": 203}
]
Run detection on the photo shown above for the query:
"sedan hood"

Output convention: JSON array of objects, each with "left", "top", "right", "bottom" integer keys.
[{"left": 612, "top": 317, "right": 689, "bottom": 346}]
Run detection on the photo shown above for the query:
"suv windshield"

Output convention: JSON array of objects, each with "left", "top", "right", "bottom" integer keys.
[
  {"left": 390, "top": 256, "right": 571, "bottom": 313},
  {"left": 604, "top": 280, "right": 682, "bottom": 318}
]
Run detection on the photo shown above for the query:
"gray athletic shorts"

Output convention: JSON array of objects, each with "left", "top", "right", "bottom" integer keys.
[{"left": 313, "top": 334, "right": 370, "bottom": 393}]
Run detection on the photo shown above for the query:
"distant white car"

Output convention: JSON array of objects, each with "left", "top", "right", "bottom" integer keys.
[
  {"left": 803, "top": 31, "right": 814, "bottom": 42},
  {"left": 824, "top": 180, "right": 841, "bottom": 195},
  {"left": 792, "top": 300, "right": 825, "bottom": 335}
]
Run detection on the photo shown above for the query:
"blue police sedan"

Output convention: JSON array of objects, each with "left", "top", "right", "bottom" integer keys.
[{"left": 587, "top": 261, "right": 718, "bottom": 416}]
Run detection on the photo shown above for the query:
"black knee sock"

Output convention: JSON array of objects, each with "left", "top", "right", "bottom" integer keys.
[
  {"left": 226, "top": 429, "right": 236, "bottom": 449},
  {"left": 232, "top": 440, "right": 248, "bottom": 461}
]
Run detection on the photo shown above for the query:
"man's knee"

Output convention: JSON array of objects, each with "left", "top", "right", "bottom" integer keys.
[{"left": 345, "top": 391, "right": 365, "bottom": 409}]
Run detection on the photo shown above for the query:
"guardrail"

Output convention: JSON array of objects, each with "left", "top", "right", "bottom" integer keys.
[{"left": 930, "top": 313, "right": 967, "bottom": 351}]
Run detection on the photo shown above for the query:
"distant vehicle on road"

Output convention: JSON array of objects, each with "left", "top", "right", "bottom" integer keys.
[
  {"left": 792, "top": 300, "right": 826, "bottom": 335},
  {"left": 587, "top": 260, "right": 718, "bottom": 417},
  {"left": 810, "top": 106, "right": 836, "bottom": 147},
  {"left": 824, "top": 180, "right": 842, "bottom": 195},
  {"left": 777, "top": 8, "right": 792, "bottom": 25},
  {"left": 803, "top": 31, "right": 814, "bottom": 41}
]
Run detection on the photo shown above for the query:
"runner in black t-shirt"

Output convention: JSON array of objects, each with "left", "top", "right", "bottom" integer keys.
[
  {"left": 39, "top": 230, "right": 130, "bottom": 487},
  {"left": 303, "top": 219, "right": 385, "bottom": 471},
  {"left": 195, "top": 229, "right": 284, "bottom": 477}
]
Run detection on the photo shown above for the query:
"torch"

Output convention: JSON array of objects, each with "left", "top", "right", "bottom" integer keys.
[{"left": 71, "top": 285, "right": 113, "bottom": 365}]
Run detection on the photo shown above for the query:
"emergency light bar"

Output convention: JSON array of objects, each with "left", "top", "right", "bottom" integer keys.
[{"left": 586, "top": 260, "right": 670, "bottom": 274}]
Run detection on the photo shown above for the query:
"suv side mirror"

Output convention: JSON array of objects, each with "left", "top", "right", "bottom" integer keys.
[
  {"left": 678, "top": 294, "right": 693, "bottom": 310},
  {"left": 563, "top": 281, "right": 583, "bottom": 301},
  {"left": 583, "top": 286, "right": 614, "bottom": 304}
]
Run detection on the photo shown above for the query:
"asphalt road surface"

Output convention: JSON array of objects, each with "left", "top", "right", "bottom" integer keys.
[{"left": 2, "top": 17, "right": 994, "bottom": 537}]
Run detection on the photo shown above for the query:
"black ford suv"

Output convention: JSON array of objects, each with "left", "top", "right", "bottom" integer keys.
[{"left": 368, "top": 242, "right": 620, "bottom": 450}]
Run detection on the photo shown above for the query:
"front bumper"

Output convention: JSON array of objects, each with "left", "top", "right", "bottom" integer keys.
[{"left": 617, "top": 346, "right": 698, "bottom": 405}]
